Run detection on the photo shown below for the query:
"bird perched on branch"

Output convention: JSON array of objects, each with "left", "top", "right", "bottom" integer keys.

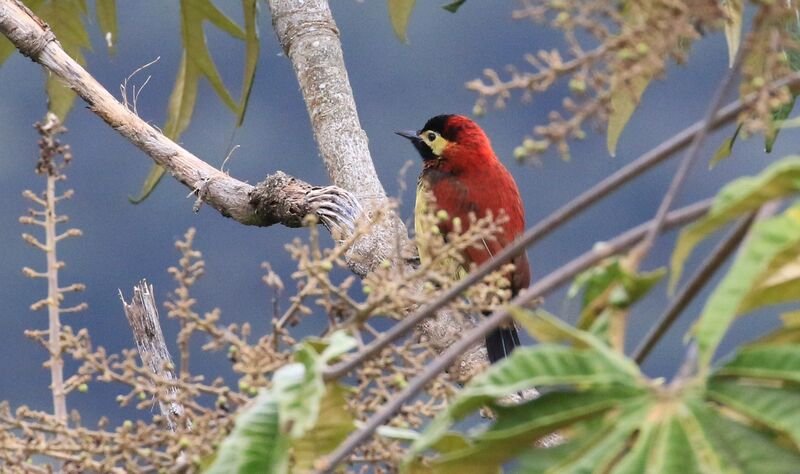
[{"left": 396, "top": 115, "right": 530, "bottom": 363}]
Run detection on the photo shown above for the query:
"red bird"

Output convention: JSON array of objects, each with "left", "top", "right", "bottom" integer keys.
[{"left": 397, "top": 115, "right": 530, "bottom": 363}]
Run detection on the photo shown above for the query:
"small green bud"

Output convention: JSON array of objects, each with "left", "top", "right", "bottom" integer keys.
[
  {"left": 635, "top": 42, "right": 649, "bottom": 55},
  {"left": 248, "top": 387, "right": 259, "bottom": 396},
  {"left": 555, "top": 11, "right": 569, "bottom": 24},
  {"left": 77, "top": 383, "right": 89, "bottom": 393},
  {"left": 140, "top": 448, "right": 151, "bottom": 457},
  {"left": 568, "top": 78, "right": 586, "bottom": 93},
  {"left": 574, "top": 129, "right": 587, "bottom": 140},
  {"left": 379, "top": 259, "right": 392, "bottom": 269},
  {"left": 436, "top": 209, "right": 449, "bottom": 221},
  {"left": 362, "top": 285, "right": 372, "bottom": 294},
  {"left": 138, "top": 392, "right": 147, "bottom": 401},
  {"left": 228, "top": 345, "right": 238, "bottom": 354},
  {"left": 238, "top": 380, "right": 250, "bottom": 392},
  {"left": 116, "top": 395, "right": 126, "bottom": 405},
  {"left": 616, "top": 48, "right": 635, "bottom": 60},
  {"left": 319, "top": 261, "right": 333, "bottom": 272},
  {"left": 178, "top": 437, "right": 191, "bottom": 448},
  {"left": 452, "top": 217, "right": 462, "bottom": 233},
  {"left": 513, "top": 146, "right": 527, "bottom": 160},
  {"left": 751, "top": 76, "right": 766, "bottom": 88},
  {"left": 472, "top": 103, "right": 485, "bottom": 117},
  {"left": 123, "top": 420, "right": 133, "bottom": 430}
]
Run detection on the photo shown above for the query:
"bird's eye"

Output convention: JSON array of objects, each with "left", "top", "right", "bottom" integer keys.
[{"left": 426, "top": 131, "right": 437, "bottom": 142}]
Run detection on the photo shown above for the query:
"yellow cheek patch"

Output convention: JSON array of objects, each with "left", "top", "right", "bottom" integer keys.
[{"left": 421, "top": 131, "right": 450, "bottom": 156}]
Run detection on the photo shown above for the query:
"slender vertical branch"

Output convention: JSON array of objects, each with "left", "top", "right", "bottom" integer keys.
[
  {"left": 632, "top": 214, "right": 755, "bottom": 363},
  {"left": 632, "top": 51, "right": 742, "bottom": 265},
  {"left": 44, "top": 150, "right": 66, "bottom": 424}
]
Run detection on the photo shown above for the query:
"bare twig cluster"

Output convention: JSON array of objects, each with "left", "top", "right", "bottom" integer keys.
[{"left": 20, "top": 113, "right": 85, "bottom": 425}]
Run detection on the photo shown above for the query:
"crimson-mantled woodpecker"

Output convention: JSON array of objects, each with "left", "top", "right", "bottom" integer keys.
[{"left": 397, "top": 114, "right": 530, "bottom": 363}]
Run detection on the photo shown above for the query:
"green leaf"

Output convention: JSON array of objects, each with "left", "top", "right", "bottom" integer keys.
[
  {"left": 272, "top": 331, "right": 356, "bottom": 438},
  {"left": 685, "top": 398, "right": 800, "bottom": 474},
  {"left": 133, "top": 0, "right": 257, "bottom": 202},
  {"left": 510, "top": 307, "right": 642, "bottom": 378},
  {"left": 650, "top": 417, "right": 702, "bottom": 474},
  {"left": 607, "top": 73, "right": 650, "bottom": 156},
  {"left": 569, "top": 257, "right": 665, "bottom": 331},
  {"left": 205, "top": 392, "right": 289, "bottom": 474},
  {"left": 238, "top": 0, "right": 260, "bottom": 127},
  {"left": 406, "top": 388, "right": 647, "bottom": 473},
  {"left": 442, "top": 0, "right": 467, "bottom": 13},
  {"left": 95, "top": 0, "right": 118, "bottom": 55},
  {"left": 291, "top": 383, "right": 355, "bottom": 473},
  {"left": 388, "top": 0, "right": 416, "bottom": 43},
  {"left": 669, "top": 156, "right": 800, "bottom": 290},
  {"left": 713, "top": 344, "right": 800, "bottom": 384},
  {"left": 722, "top": 0, "right": 743, "bottom": 68},
  {"left": 38, "top": 0, "right": 91, "bottom": 120},
  {"left": 408, "top": 341, "right": 643, "bottom": 459},
  {"left": 765, "top": 96, "right": 797, "bottom": 153},
  {"left": 0, "top": 0, "right": 46, "bottom": 66},
  {"left": 691, "top": 206, "right": 800, "bottom": 368},
  {"left": 709, "top": 124, "right": 742, "bottom": 169},
  {"left": 707, "top": 380, "right": 800, "bottom": 448}
]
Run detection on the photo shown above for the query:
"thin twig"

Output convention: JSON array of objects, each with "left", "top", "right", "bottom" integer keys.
[
  {"left": 631, "top": 49, "right": 743, "bottom": 265},
  {"left": 318, "top": 199, "right": 711, "bottom": 472},
  {"left": 632, "top": 214, "right": 756, "bottom": 364}
]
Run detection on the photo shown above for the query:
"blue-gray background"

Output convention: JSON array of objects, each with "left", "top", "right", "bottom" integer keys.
[{"left": 0, "top": 2, "right": 789, "bottom": 424}]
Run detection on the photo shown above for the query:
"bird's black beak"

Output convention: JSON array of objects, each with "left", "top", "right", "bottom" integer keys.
[{"left": 395, "top": 130, "right": 421, "bottom": 143}]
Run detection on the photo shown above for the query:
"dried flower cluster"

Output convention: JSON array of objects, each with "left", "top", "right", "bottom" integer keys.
[{"left": 469, "top": 0, "right": 798, "bottom": 159}]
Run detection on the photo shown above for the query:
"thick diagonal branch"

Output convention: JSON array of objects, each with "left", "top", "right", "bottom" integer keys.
[{"left": 0, "top": 0, "right": 361, "bottom": 235}]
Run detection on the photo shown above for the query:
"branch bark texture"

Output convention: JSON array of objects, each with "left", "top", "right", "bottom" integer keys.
[
  {"left": 120, "top": 281, "right": 184, "bottom": 431},
  {"left": 269, "top": 0, "right": 410, "bottom": 276},
  {"left": 0, "top": 0, "right": 360, "bottom": 234}
]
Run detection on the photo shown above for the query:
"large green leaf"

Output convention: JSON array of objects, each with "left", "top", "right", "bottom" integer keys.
[
  {"left": 707, "top": 380, "right": 800, "bottom": 448},
  {"left": 691, "top": 205, "right": 800, "bottom": 368},
  {"left": 407, "top": 339, "right": 643, "bottom": 459},
  {"left": 132, "top": 0, "right": 259, "bottom": 202},
  {"left": 685, "top": 398, "right": 800, "bottom": 473},
  {"left": 670, "top": 157, "right": 800, "bottom": 290},
  {"left": 713, "top": 344, "right": 800, "bottom": 383},
  {"left": 410, "top": 390, "right": 647, "bottom": 474},
  {"left": 388, "top": 0, "right": 416, "bottom": 42},
  {"left": 510, "top": 307, "right": 642, "bottom": 377},
  {"left": 205, "top": 392, "right": 289, "bottom": 474}
]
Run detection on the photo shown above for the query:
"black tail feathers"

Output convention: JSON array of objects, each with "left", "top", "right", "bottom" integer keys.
[{"left": 485, "top": 325, "right": 521, "bottom": 364}]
